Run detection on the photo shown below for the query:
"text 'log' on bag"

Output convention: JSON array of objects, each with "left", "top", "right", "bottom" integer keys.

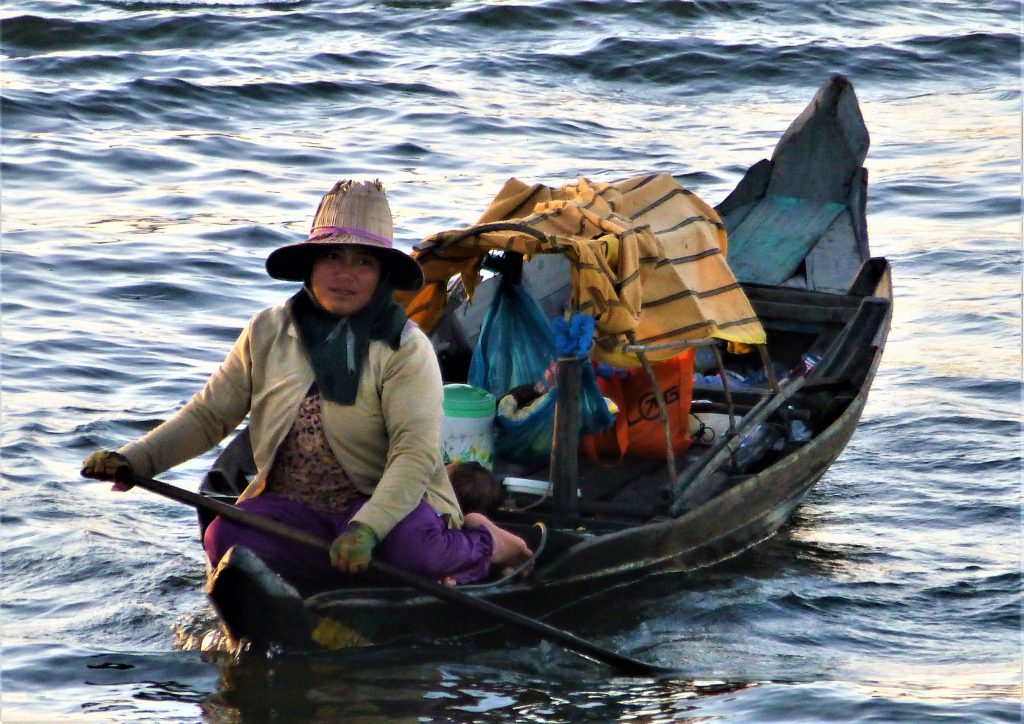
[{"left": 581, "top": 350, "right": 695, "bottom": 465}]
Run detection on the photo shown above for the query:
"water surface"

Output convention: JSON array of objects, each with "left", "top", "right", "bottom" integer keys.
[{"left": 2, "top": 1, "right": 1020, "bottom": 721}]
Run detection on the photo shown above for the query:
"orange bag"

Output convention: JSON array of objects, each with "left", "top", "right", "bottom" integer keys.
[{"left": 581, "top": 350, "right": 695, "bottom": 464}]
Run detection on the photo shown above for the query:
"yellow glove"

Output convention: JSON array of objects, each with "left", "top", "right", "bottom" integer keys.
[
  {"left": 81, "top": 450, "right": 133, "bottom": 490},
  {"left": 329, "top": 521, "right": 378, "bottom": 574}
]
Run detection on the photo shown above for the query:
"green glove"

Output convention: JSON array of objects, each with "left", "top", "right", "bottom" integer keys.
[
  {"left": 81, "top": 450, "right": 134, "bottom": 490},
  {"left": 329, "top": 521, "right": 379, "bottom": 573}
]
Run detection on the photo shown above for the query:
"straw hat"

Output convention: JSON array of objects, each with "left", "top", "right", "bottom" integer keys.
[{"left": 266, "top": 179, "right": 424, "bottom": 290}]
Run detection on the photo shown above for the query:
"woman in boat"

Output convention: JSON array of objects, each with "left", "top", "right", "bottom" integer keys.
[{"left": 82, "top": 179, "right": 530, "bottom": 593}]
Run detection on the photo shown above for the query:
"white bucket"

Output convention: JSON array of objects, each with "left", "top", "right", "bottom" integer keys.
[{"left": 440, "top": 384, "right": 496, "bottom": 470}]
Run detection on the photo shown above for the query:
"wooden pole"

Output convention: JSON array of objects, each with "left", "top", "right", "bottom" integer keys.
[
  {"left": 711, "top": 345, "right": 738, "bottom": 435},
  {"left": 757, "top": 344, "right": 781, "bottom": 394},
  {"left": 550, "top": 356, "right": 583, "bottom": 517}
]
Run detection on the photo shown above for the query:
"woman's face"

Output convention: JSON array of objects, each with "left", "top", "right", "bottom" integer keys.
[{"left": 310, "top": 247, "right": 382, "bottom": 316}]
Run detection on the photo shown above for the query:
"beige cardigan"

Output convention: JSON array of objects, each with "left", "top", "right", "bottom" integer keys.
[{"left": 119, "top": 301, "right": 463, "bottom": 540}]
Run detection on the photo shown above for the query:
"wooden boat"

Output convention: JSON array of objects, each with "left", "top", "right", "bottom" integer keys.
[{"left": 199, "top": 74, "right": 892, "bottom": 652}]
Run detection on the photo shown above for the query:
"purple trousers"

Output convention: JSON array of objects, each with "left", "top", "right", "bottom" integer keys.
[{"left": 204, "top": 494, "right": 494, "bottom": 593}]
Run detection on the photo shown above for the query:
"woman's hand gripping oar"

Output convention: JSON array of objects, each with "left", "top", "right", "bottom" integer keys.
[{"left": 110, "top": 471, "right": 670, "bottom": 676}]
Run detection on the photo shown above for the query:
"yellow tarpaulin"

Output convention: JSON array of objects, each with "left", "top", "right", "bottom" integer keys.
[{"left": 397, "top": 172, "right": 765, "bottom": 367}]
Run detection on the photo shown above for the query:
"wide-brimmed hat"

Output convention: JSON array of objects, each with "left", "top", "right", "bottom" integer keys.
[{"left": 266, "top": 179, "right": 424, "bottom": 291}]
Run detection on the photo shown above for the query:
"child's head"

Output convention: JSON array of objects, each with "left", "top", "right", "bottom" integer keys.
[{"left": 446, "top": 461, "right": 502, "bottom": 515}]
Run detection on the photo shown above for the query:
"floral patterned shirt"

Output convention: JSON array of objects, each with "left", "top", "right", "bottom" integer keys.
[{"left": 264, "top": 384, "right": 367, "bottom": 514}]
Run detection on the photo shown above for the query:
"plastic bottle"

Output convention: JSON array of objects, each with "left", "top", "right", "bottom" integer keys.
[
  {"left": 788, "top": 419, "right": 811, "bottom": 442},
  {"left": 693, "top": 371, "right": 722, "bottom": 386},
  {"left": 790, "top": 352, "right": 822, "bottom": 379},
  {"left": 779, "top": 403, "right": 813, "bottom": 443},
  {"left": 733, "top": 422, "right": 784, "bottom": 472}
]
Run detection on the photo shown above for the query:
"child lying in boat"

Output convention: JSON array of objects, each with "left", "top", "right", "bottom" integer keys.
[{"left": 443, "top": 461, "right": 533, "bottom": 586}]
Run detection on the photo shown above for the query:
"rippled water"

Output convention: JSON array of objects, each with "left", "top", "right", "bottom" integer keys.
[{"left": 2, "top": 1, "right": 1020, "bottom": 721}]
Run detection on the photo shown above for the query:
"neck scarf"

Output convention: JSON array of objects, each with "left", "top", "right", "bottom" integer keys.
[{"left": 288, "top": 277, "right": 408, "bottom": 405}]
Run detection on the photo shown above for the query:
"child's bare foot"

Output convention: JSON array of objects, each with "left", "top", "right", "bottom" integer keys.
[{"left": 464, "top": 513, "right": 533, "bottom": 573}]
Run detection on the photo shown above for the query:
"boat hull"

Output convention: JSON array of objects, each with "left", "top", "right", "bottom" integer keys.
[
  {"left": 200, "top": 74, "right": 893, "bottom": 652},
  {"left": 304, "top": 280, "right": 889, "bottom": 647}
]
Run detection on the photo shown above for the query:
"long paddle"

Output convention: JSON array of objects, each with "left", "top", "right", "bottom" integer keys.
[{"left": 124, "top": 472, "right": 670, "bottom": 676}]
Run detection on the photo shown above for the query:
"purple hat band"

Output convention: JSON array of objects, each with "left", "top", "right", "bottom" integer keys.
[{"left": 308, "top": 225, "right": 393, "bottom": 247}]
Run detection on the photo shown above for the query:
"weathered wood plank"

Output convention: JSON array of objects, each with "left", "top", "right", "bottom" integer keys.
[
  {"left": 742, "top": 282, "right": 863, "bottom": 308},
  {"left": 749, "top": 299, "right": 857, "bottom": 324},
  {"left": 804, "top": 208, "right": 864, "bottom": 293},
  {"left": 715, "top": 158, "right": 773, "bottom": 220},
  {"left": 726, "top": 195, "right": 846, "bottom": 284},
  {"left": 551, "top": 356, "right": 584, "bottom": 517},
  {"left": 766, "top": 74, "right": 869, "bottom": 204}
]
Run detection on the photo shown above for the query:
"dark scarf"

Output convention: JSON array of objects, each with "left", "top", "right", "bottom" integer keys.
[{"left": 288, "top": 278, "right": 408, "bottom": 405}]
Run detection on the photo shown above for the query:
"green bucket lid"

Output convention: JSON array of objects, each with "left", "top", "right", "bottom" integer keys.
[{"left": 442, "top": 384, "right": 496, "bottom": 418}]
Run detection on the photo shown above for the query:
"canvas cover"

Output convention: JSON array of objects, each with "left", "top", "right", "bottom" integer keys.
[{"left": 397, "top": 172, "right": 765, "bottom": 367}]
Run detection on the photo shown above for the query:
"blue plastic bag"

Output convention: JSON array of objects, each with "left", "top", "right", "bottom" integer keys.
[
  {"left": 468, "top": 280, "right": 555, "bottom": 397},
  {"left": 468, "top": 281, "right": 613, "bottom": 466},
  {"left": 551, "top": 314, "right": 615, "bottom": 438}
]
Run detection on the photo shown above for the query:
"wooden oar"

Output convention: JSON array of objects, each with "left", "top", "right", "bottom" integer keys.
[{"left": 123, "top": 472, "right": 671, "bottom": 676}]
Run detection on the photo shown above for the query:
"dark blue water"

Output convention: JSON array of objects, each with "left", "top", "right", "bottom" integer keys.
[{"left": 2, "top": 1, "right": 1020, "bottom": 721}]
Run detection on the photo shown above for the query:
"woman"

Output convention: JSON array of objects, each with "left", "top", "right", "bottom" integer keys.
[{"left": 82, "top": 180, "right": 530, "bottom": 593}]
